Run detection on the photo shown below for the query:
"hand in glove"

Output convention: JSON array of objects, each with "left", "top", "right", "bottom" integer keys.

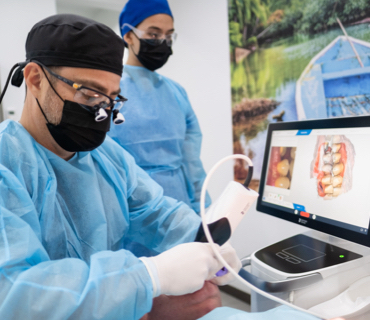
[
  {"left": 211, "top": 242, "right": 242, "bottom": 286},
  {"left": 141, "top": 242, "right": 223, "bottom": 296}
]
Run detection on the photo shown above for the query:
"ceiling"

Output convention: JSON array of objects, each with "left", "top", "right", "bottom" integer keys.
[
  {"left": 56, "top": 0, "right": 128, "bottom": 31},
  {"left": 56, "top": 0, "right": 127, "bottom": 12}
]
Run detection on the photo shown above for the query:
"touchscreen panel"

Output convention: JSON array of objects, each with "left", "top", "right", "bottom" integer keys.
[{"left": 257, "top": 118, "right": 370, "bottom": 246}]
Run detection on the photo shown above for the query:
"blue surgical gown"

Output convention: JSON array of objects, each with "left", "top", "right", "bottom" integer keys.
[
  {"left": 0, "top": 120, "right": 201, "bottom": 320},
  {"left": 108, "top": 65, "right": 211, "bottom": 214}
]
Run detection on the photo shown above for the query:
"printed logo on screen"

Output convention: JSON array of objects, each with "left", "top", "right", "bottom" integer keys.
[{"left": 298, "top": 218, "right": 308, "bottom": 225}]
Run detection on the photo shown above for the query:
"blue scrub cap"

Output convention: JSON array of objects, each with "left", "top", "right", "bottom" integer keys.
[{"left": 119, "top": 0, "right": 173, "bottom": 37}]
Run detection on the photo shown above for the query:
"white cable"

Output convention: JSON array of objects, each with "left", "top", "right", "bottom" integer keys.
[{"left": 200, "top": 154, "right": 324, "bottom": 319}]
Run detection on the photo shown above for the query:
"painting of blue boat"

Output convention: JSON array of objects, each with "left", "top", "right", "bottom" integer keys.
[{"left": 296, "top": 35, "right": 370, "bottom": 120}]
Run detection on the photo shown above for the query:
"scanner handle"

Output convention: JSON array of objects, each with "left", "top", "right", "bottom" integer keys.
[{"left": 238, "top": 255, "right": 323, "bottom": 293}]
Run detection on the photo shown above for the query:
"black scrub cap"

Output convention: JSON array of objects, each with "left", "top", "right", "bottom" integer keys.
[
  {"left": 0, "top": 14, "right": 124, "bottom": 104},
  {"left": 26, "top": 14, "right": 124, "bottom": 75}
]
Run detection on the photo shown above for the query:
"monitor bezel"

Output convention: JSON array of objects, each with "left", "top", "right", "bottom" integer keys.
[{"left": 256, "top": 115, "right": 370, "bottom": 247}]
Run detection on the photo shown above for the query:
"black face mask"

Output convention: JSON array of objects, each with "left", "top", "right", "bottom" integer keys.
[
  {"left": 37, "top": 98, "right": 111, "bottom": 152},
  {"left": 134, "top": 39, "right": 173, "bottom": 71}
]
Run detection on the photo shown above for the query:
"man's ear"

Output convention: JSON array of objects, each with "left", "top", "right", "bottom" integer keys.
[{"left": 23, "top": 62, "right": 43, "bottom": 99}]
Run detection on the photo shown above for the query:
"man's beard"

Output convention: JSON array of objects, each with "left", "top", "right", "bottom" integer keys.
[{"left": 42, "top": 87, "right": 63, "bottom": 125}]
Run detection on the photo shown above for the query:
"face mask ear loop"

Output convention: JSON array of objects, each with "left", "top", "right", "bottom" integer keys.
[
  {"left": 39, "top": 66, "right": 64, "bottom": 102},
  {"left": 129, "top": 31, "right": 143, "bottom": 60},
  {"left": 35, "top": 98, "right": 51, "bottom": 124}
]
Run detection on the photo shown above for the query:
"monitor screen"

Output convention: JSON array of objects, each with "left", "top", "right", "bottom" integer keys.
[{"left": 257, "top": 116, "right": 370, "bottom": 247}]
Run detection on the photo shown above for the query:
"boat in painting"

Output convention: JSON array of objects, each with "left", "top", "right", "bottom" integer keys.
[{"left": 296, "top": 35, "right": 370, "bottom": 120}]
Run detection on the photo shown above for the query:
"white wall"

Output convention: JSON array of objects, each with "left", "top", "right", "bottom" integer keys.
[
  {"left": 57, "top": 1, "right": 121, "bottom": 35},
  {"left": 0, "top": 0, "right": 308, "bottom": 294},
  {"left": 0, "top": 0, "right": 57, "bottom": 121}
]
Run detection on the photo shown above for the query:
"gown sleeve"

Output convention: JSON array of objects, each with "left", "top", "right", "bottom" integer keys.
[
  {"left": 0, "top": 163, "right": 154, "bottom": 320},
  {"left": 168, "top": 80, "right": 212, "bottom": 213},
  {"left": 108, "top": 143, "right": 202, "bottom": 252}
]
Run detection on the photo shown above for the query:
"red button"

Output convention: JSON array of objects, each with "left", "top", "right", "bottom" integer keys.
[{"left": 300, "top": 211, "right": 310, "bottom": 218}]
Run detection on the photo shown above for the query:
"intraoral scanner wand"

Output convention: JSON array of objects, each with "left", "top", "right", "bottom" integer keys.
[{"left": 200, "top": 154, "right": 325, "bottom": 319}]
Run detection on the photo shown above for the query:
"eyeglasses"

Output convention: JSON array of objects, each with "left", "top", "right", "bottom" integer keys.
[
  {"left": 39, "top": 63, "right": 127, "bottom": 113},
  {"left": 122, "top": 23, "right": 177, "bottom": 46}
]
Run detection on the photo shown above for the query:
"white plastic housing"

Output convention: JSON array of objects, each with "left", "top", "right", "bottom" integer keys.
[{"left": 206, "top": 181, "right": 259, "bottom": 233}]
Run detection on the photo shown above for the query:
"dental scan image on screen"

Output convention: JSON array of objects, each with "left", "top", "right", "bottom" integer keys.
[{"left": 262, "top": 127, "right": 370, "bottom": 235}]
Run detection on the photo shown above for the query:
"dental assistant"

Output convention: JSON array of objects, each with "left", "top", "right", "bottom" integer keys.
[
  {"left": 0, "top": 14, "right": 241, "bottom": 320},
  {"left": 108, "top": 0, "right": 211, "bottom": 214}
]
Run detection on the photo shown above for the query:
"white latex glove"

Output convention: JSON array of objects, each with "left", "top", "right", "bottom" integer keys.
[
  {"left": 143, "top": 242, "right": 223, "bottom": 296},
  {"left": 211, "top": 242, "right": 242, "bottom": 286}
]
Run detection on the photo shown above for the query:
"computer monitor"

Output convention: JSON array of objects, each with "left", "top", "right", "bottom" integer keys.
[{"left": 257, "top": 115, "right": 370, "bottom": 247}]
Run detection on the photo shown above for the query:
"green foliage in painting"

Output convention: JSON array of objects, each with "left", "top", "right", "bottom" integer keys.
[
  {"left": 228, "top": 0, "right": 270, "bottom": 47},
  {"left": 299, "top": 0, "right": 370, "bottom": 34},
  {"left": 246, "top": 36, "right": 258, "bottom": 47},
  {"left": 229, "top": 21, "right": 243, "bottom": 47},
  {"left": 229, "top": 0, "right": 370, "bottom": 50}
]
